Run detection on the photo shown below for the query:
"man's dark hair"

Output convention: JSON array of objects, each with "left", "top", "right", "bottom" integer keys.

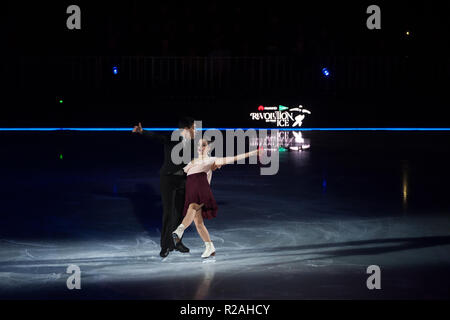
[{"left": 178, "top": 116, "right": 195, "bottom": 129}]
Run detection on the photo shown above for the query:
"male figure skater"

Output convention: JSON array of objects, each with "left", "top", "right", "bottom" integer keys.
[{"left": 132, "top": 117, "right": 198, "bottom": 257}]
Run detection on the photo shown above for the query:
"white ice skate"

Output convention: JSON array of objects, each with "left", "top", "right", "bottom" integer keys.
[{"left": 201, "top": 242, "right": 216, "bottom": 258}]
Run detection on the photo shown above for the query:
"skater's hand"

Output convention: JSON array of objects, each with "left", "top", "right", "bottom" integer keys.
[
  {"left": 211, "top": 163, "right": 222, "bottom": 171},
  {"left": 132, "top": 122, "right": 144, "bottom": 134}
]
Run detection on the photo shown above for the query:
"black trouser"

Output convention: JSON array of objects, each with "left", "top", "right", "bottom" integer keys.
[{"left": 159, "top": 174, "right": 186, "bottom": 250}]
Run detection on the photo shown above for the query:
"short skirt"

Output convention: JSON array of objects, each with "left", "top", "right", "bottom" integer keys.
[{"left": 183, "top": 172, "right": 218, "bottom": 219}]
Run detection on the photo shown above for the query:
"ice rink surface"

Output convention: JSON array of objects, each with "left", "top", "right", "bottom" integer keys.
[{"left": 1, "top": 131, "right": 450, "bottom": 299}]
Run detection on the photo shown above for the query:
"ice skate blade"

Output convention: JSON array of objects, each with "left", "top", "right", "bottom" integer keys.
[{"left": 202, "top": 252, "right": 216, "bottom": 259}]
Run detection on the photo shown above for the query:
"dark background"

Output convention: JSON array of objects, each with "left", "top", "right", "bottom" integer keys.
[
  {"left": 1, "top": 2, "right": 450, "bottom": 301},
  {"left": 1, "top": 0, "right": 449, "bottom": 127}
]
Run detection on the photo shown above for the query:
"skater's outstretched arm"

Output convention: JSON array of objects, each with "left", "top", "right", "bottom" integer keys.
[
  {"left": 214, "top": 148, "right": 261, "bottom": 167},
  {"left": 132, "top": 122, "right": 168, "bottom": 144}
]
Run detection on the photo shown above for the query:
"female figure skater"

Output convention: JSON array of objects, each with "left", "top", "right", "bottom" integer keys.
[{"left": 172, "top": 138, "right": 261, "bottom": 258}]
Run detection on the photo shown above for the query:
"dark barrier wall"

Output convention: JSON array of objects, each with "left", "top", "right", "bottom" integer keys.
[
  {"left": 1, "top": 55, "right": 449, "bottom": 128},
  {"left": 1, "top": 1, "right": 449, "bottom": 127},
  {"left": 7, "top": 55, "right": 450, "bottom": 95}
]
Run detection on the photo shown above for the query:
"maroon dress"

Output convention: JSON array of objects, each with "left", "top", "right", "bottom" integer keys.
[{"left": 182, "top": 157, "right": 218, "bottom": 219}]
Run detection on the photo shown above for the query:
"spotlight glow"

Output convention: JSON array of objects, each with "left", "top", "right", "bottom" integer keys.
[{"left": 322, "top": 68, "right": 330, "bottom": 77}]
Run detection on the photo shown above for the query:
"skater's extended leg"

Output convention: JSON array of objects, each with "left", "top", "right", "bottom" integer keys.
[
  {"left": 182, "top": 203, "right": 203, "bottom": 228},
  {"left": 173, "top": 203, "right": 203, "bottom": 242},
  {"left": 194, "top": 211, "right": 211, "bottom": 242}
]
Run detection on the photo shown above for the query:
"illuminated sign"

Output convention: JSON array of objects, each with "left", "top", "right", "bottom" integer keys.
[{"left": 250, "top": 105, "right": 311, "bottom": 127}]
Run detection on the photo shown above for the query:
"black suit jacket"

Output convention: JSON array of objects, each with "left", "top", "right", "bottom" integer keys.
[{"left": 142, "top": 130, "right": 195, "bottom": 176}]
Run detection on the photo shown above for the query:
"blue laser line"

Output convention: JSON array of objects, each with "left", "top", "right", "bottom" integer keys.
[{"left": 1, "top": 128, "right": 450, "bottom": 132}]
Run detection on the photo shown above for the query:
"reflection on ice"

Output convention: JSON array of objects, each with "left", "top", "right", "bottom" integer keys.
[{"left": 250, "top": 131, "right": 311, "bottom": 152}]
